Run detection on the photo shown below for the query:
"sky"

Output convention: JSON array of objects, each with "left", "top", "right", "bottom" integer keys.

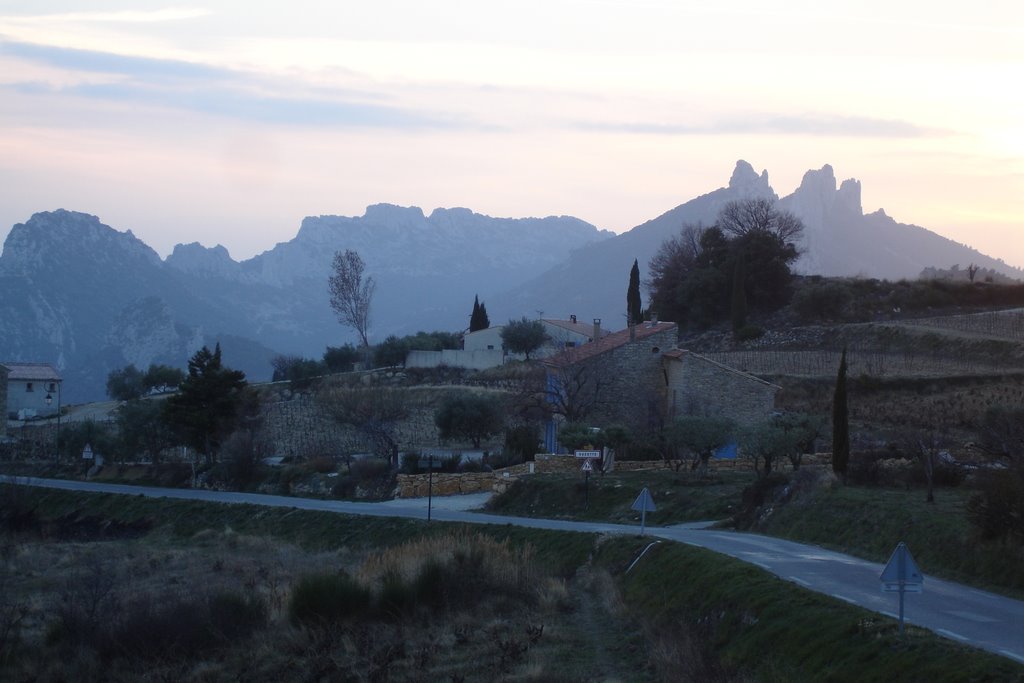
[{"left": 0, "top": 1, "right": 1022, "bottom": 266}]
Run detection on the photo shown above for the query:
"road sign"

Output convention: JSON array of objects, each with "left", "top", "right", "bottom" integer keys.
[
  {"left": 581, "top": 459, "right": 593, "bottom": 472},
  {"left": 880, "top": 542, "right": 924, "bottom": 587},
  {"left": 631, "top": 487, "right": 656, "bottom": 513},
  {"left": 879, "top": 542, "right": 923, "bottom": 635},
  {"left": 882, "top": 582, "right": 922, "bottom": 593},
  {"left": 574, "top": 450, "right": 601, "bottom": 459},
  {"left": 631, "top": 487, "right": 656, "bottom": 536}
]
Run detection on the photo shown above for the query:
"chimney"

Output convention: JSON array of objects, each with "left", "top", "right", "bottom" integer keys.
[{"left": 592, "top": 318, "right": 601, "bottom": 341}]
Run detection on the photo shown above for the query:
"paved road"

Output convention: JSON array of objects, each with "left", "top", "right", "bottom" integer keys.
[{"left": 8, "top": 476, "right": 1024, "bottom": 665}]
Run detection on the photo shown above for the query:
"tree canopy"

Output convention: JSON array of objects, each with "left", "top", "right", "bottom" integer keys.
[
  {"left": 501, "top": 318, "right": 548, "bottom": 359},
  {"left": 163, "top": 344, "right": 248, "bottom": 464},
  {"left": 434, "top": 394, "right": 506, "bottom": 448},
  {"left": 647, "top": 199, "right": 802, "bottom": 329}
]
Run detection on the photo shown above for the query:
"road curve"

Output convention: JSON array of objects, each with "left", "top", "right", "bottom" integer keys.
[{"left": 8, "top": 476, "right": 1024, "bottom": 665}]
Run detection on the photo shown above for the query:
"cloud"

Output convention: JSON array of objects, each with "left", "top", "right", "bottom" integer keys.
[
  {"left": 0, "top": 40, "right": 230, "bottom": 82},
  {"left": 0, "top": 39, "right": 458, "bottom": 129},
  {"left": 0, "top": 8, "right": 212, "bottom": 24},
  {"left": 576, "top": 114, "right": 945, "bottom": 138}
]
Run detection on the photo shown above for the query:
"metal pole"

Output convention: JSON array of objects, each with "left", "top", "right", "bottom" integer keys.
[
  {"left": 427, "top": 453, "right": 433, "bottom": 522},
  {"left": 584, "top": 468, "right": 589, "bottom": 510},
  {"left": 640, "top": 505, "right": 647, "bottom": 536},
  {"left": 898, "top": 543, "right": 906, "bottom": 636},
  {"left": 55, "top": 382, "right": 61, "bottom": 462}
]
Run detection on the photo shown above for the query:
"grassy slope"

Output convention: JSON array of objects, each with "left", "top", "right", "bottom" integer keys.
[
  {"left": 488, "top": 471, "right": 1024, "bottom": 598},
  {"left": 755, "top": 483, "right": 1024, "bottom": 597},
  {"left": 485, "top": 469, "right": 750, "bottom": 525},
  {"left": 11, "top": 487, "right": 1023, "bottom": 682}
]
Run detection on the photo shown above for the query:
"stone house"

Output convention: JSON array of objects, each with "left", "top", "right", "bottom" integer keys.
[
  {"left": 541, "top": 323, "right": 780, "bottom": 452},
  {"left": 541, "top": 321, "right": 678, "bottom": 451},
  {"left": 662, "top": 350, "right": 780, "bottom": 425},
  {"left": 3, "top": 362, "right": 62, "bottom": 420}
]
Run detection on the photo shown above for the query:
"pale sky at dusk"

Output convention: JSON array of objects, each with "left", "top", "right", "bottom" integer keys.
[{"left": 1, "top": 2, "right": 1021, "bottom": 266}]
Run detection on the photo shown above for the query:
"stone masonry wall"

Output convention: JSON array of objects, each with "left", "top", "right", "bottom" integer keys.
[
  {"left": 666, "top": 352, "right": 779, "bottom": 426},
  {"left": 582, "top": 327, "right": 678, "bottom": 429}
]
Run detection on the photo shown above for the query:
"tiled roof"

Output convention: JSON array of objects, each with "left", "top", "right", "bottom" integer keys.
[
  {"left": 543, "top": 321, "right": 677, "bottom": 368},
  {"left": 1, "top": 363, "right": 62, "bottom": 382},
  {"left": 542, "top": 319, "right": 610, "bottom": 338}
]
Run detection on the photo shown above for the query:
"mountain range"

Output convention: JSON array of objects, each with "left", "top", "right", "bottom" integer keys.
[{"left": 1, "top": 161, "right": 1018, "bottom": 403}]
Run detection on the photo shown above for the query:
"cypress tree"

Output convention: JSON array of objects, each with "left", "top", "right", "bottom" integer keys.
[
  {"left": 479, "top": 301, "right": 490, "bottom": 329},
  {"left": 832, "top": 347, "right": 850, "bottom": 479},
  {"left": 627, "top": 258, "right": 643, "bottom": 325},
  {"left": 469, "top": 295, "right": 489, "bottom": 332},
  {"left": 730, "top": 253, "right": 748, "bottom": 333}
]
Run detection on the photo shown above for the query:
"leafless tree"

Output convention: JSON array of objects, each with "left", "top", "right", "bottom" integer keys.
[
  {"left": 967, "top": 263, "right": 979, "bottom": 283},
  {"left": 328, "top": 249, "right": 375, "bottom": 348},
  {"left": 901, "top": 427, "right": 951, "bottom": 504},
  {"left": 318, "top": 386, "right": 409, "bottom": 468},
  {"left": 717, "top": 198, "right": 804, "bottom": 244}
]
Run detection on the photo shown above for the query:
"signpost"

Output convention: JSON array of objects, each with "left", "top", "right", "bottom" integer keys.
[
  {"left": 631, "top": 487, "right": 656, "bottom": 536},
  {"left": 879, "top": 542, "right": 924, "bottom": 635},
  {"left": 575, "top": 450, "right": 600, "bottom": 510}
]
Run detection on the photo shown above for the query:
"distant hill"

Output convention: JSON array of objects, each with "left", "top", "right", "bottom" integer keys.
[
  {"left": 487, "top": 161, "right": 1022, "bottom": 328},
  {"left": 0, "top": 207, "right": 610, "bottom": 402},
  {"left": 2, "top": 163, "right": 1017, "bottom": 402}
]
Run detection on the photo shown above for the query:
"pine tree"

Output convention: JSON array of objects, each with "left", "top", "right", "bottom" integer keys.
[
  {"left": 832, "top": 348, "right": 850, "bottom": 479},
  {"left": 627, "top": 258, "right": 643, "bottom": 325}
]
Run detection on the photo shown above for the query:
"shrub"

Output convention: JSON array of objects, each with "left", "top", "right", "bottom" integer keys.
[
  {"left": 733, "top": 324, "right": 763, "bottom": 341},
  {"left": 966, "top": 470, "right": 1024, "bottom": 543},
  {"left": 504, "top": 425, "right": 539, "bottom": 461},
  {"left": 792, "top": 281, "right": 853, "bottom": 321},
  {"left": 289, "top": 572, "right": 372, "bottom": 626},
  {"left": 400, "top": 451, "right": 420, "bottom": 474}
]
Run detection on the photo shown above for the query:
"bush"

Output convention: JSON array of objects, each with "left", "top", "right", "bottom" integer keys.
[
  {"left": 792, "top": 281, "right": 853, "bottom": 321},
  {"left": 504, "top": 425, "right": 539, "bottom": 461},
  {"left": 289, "top": 572, "right": 372, "bottom": 626},
  {"left": 733, "top": 324, "right": 763, "bottom": 341},
  {"left": 966, "top": 470, "right": 1024, "bottom": 543},
  {"left": 400, "top": 451, "right": 420, "bottom": 474}
]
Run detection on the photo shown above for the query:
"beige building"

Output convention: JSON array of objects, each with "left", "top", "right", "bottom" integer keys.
[{"left": 3, "top": 363, "right": 63, "bottom": 421}]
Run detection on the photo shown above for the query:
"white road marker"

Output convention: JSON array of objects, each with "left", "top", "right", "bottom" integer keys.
[
  {"left": 937, "top": 629, "right": 968, "bottom": 642},
  {"left": 831, "top": 593, "right": 857, "bottom": 605},
  {"left": 789, "top": 576, "right": 810, "bottom": 587}
]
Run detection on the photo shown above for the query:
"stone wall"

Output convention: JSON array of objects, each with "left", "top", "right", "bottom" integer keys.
[
  {"left": 406, "top": 349, "right": 505, "bottom": 371},
  {"left": 665, "top": 351, "right": 779, "bottom": 426}
]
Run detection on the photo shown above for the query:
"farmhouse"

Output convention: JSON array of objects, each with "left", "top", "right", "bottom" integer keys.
[
  {"left": 3, "top": 362, "right": 62, "bottom": 421},
  {"left": 542, "top": 321, "right": 678, "bottom": 451},
  {"left": 541, "top": 323, "right": 780, "bottom": 451},
  {"left": 662, "top": 350, "right": 780, "bottom": 425}
]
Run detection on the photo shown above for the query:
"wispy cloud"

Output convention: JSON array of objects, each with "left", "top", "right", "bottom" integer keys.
[
  {"left": 0, "top": 39, "right": 459, "bottom": 129},
  {"left": 1, "top": 40, "right": 228, "bottom": 81},
  {"left": 576, "top": 114, "right": 946, "bottom": 138},
  {"left": 0, "top": 8, "right": 211, "bottom": 24}
]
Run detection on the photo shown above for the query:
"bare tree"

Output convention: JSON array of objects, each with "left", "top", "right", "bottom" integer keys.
[
  {"left": 967, "top": 263, "right": 979, "bottom": 283},
  {"left": 328, "top": 250, "right": 375, "bottom": 348},
  {"left": 318, "top": 386, "right": 409, "bottom": 468},
  {"left": 717, "top": 198, "right": 804, "bottom": 244}
]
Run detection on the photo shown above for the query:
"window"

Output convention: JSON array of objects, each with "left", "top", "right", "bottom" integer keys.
[
  {"left": 47, "top": 382, "right": 56, "bottom": 392},
  {"left": 26, "top": 382, "right": 33, "bottom": 392}
]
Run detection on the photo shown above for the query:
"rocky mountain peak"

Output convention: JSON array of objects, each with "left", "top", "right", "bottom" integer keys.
[
  {"left": 0, "top": 209, "right": 161, "bottom": 277},
  {"left": 363, "top": 203, "right": 427, "bottom": 228},
  {"left": 166, "top": 242, "right": 238, "bottom": 278},
  {"left": 836, "top": 178, "right": 863, "bottom": 215},
  {"left": 727, "top": 160, "right": 777, "bottom": 201}
]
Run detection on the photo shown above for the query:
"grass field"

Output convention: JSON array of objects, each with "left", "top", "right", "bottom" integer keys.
[{"left": 1, "top": 484, "right": 1021, "bottom": 681}]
